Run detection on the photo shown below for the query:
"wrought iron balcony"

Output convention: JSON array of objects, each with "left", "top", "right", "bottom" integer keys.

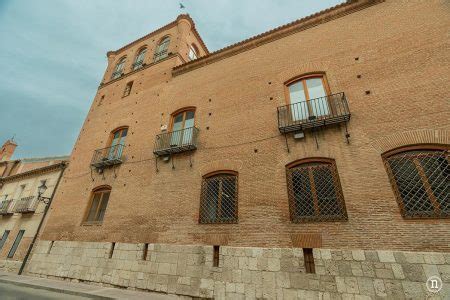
[
  {"left": 91, "top": 144, "right": 124, "bottom": 169},
  {"left": 0, "top": 199, "right": 13, "bottom": 215},
  {"left": 153, "top": 50, "right": 168, "bottom": 62},
  {"left": 153, "top": 127, "right": 199, "bottom": 156},
  {"left": 14, "top": 196, "right": 38, "bottom": 213},
  {"left": 132, "top": 60, "right": 145, "bottom": 70},
  {"left": 111, "top": 71, "right": 123, "bottom": 80},
  {"left": 277, "top": 92, "right": 351, "bottom": 133}
]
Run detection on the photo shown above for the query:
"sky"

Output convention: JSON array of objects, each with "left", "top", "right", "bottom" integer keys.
[{"left": 0, "top": 0, "right": 343, "bottom": 159}]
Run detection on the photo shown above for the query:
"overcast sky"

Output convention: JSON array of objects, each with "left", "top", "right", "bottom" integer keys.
[{"left": 0, "top": 0, "right": 343, "bottom": 159}]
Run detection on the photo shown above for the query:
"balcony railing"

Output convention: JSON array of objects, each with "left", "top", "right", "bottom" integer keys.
[
  {"left": 14, "top": 196, "right": 38, "bottom": 213},
  {"left": 0, "top": 199, "right": 13, "bottom": 215},
  {"left": 153, "top": 50, "right": 168, "bottom": 62},
  {"left": 277, "top": 92, "right": 351, "bottom": 133},
  {"left": 111, "top": 71, "right": 123, "bottom": 80},
  {"left": 132, "top": 60, "right": 145, "bottom": 70},
  {"left": 153, "top": 127, "right": 199, "bottom": 156},
  {"left": 91, "top": 144, "right": 124, "bottom": 169}
]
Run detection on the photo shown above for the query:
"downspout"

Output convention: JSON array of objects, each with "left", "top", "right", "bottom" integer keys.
[{"left": 18, "top": 162, "right": 67, "bottom": 275}]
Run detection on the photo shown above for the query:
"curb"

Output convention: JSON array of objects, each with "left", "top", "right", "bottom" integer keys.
[{"left": 0, "top": 276, "right": 112, "bottom": 299}]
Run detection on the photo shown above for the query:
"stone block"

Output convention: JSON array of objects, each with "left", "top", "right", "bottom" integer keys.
[
  {"left": 424, "top": 253, "right": 446, "bottom": 265},
  {"left": 375, "top": 268, "right": 394, "bottom": 279},
  {"left": 373, "top": 279, "right": 386, "bottom": 297},
  {"left": 352, "top": 250, "right": 365, "bottom": 261},
  {"left": 267, "top": 258, "right": 281, "bottom": 271},
  {"left": 391, "top": 263, "right": 405, "bottom": 279},
  {"left": 404, "top": 252, "right": 425, "bottom": 264},
  {"left": 377, "top": 251, "right": 396, "bottom": 263},
  {"left": 357, "top": 277, "right": 375, "bottom": 296},
  {"left": 403, "top": 264, "right": 426, "bottom": 282},
  {"left": 276, "top": 272, "right": 290, "bottom": 288}
]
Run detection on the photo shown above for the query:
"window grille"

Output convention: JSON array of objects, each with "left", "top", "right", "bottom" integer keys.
[
  {"left": 199, "top": 173, "right": 238, "bottom": 224},
  {"left": 286, "top": 160, "right": 347, "bottom": 222},
  {"left": 384, "top": 149, "right": 449, "bottom": 219}
]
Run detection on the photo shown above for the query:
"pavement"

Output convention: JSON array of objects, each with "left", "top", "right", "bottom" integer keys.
[{"left": 0, "top": 271, "right": 183, "bottom": 299}]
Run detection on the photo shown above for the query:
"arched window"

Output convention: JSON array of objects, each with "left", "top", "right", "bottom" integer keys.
[
  {"left": 383, "top": 145, "right": 449, "bottom": 219},
  {"left": 286, "top": 158, "right": 347, "bottom": 222},
  {"left": 169, "top": 108, "right": 195, "bottom": 146},
  {"left": 107, "top": 127, "right": 128, "bottom": 160},
  {"left": 133, "top": 47, "right": 147, "bottom": 70},
  {"left": 199, "top": 171, "right": 238, "bottom": 224},
  {"left": 84, "top": 186, "right": 111, "bottom": 224},
  {"left": 111, "top": 57, "right": 126, "bottom": 79},
  {"left": 188, "top": 44, "right": 199, "bottom": 61},
  {"left": 286, "top": 74, "right": 331, "bottom": 121},
  {"left": 154, "top": 36, "right": 170, "bottom": 62}
]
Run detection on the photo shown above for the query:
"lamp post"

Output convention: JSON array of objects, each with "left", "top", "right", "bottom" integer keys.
[{"left": 37, "top": 181, "right": 51, "bottom": 204}]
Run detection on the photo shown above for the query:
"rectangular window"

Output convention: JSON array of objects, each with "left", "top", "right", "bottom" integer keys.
[
  {"left": 303, "top": 248, "right": 315, "bottom": 273},
  {"left": 7, "top": 230, "right": 24, "bottom": 258},
  {"left": 286, "top": 160, "right": 347, "bottom": 222},
  {"left": 213, "top": 245, "right": 220, "bottom": 267},
  {"left": 123, "top": 81, "right": 133, "bottom": 97},
  {"left": 200, "top": 173, "right": 238, "bottom": 224},
  {"left": 0, "top": 230, "right": 10, "bottom": 251}
]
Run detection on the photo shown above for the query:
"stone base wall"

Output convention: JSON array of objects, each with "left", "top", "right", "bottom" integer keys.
[
  {"left": 26, "top": 240, "right": 449, "bottom": 299},
  {"left": 0, "top": 259, "right": 22, "bottom": 273}
]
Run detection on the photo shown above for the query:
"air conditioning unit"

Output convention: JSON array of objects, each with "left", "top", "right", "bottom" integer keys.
[{"left": 160, "top": 124, "right": 168, "bottom": 131}]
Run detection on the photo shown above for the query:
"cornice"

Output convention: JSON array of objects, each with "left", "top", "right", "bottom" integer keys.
[
  {"left": 107, "top": 14, "right": 208, "bottom": 57},
  {"left": 0, "top": 161, "right": 67, "bottom": 184},
  {"left": 172, "top": 0, "right": 385, "bottom": 77}
]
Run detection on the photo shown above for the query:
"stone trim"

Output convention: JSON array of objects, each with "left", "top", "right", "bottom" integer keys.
[
  {"left": 0, "top": 162, "right": 67, "bottom": 184},
  {"left": 370, "top": 129, "right": 450, "bottom": 154},
  {"left": 172, "top": 0, "right": 385, "bottom": 77},
  {"left": 25, "top": 240, "right": 450, "bottom": 299}
]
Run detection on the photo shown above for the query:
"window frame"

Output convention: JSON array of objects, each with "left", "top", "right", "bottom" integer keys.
[
  {"left": 169, "top": 107, "right": 196, "bottom": 132},
  {"left": 188, "top": 44, "right": 199, "bottom": 61},
  {"left": 0, "top": 230, "right": 10, "bottom": 251},
  {"left": 154, "top": 36, "right": 171, "bottom": 62},
  {"left": 286, "top": 158, "right": 348, "bottom": 223},
  {"left": 111, "top": 56, "right": 126, "bottom": 79},
  {"left": 123, "top": 81, "right": 133, "bottom": 97},
  {"left": 284, "top": 73, "right": 334, "bottom": 118},
  {"left": 82, "top": 186, "right": 112, "bottom": 225},
  {"left": 133, "top": 47, "right": 147, "bottom": 70},
  {"left": 199, "top": 170, "right": 239, "bottom": 224},
  {"left": 382, "top": 144, "right": 450, "bottom": 219}
]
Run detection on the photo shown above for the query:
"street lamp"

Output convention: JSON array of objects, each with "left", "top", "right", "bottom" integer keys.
[{"left": 37, "top": 182, "right": 51, "bottom": 204}]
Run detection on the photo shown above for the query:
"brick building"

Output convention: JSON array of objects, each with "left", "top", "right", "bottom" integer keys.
[
  {"left": 25, "top": 0, "right": 449, "bottom": 298},
  {"left": 0, "top": 140, "right": 68, "bottom": 272}
]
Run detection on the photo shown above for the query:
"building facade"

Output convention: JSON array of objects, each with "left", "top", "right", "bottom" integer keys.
[
  {"left": 26, "top": 1, "right": 449, "bottom": 298},
  {"left": 0, "top": 140, "right": 68, "bottom": 273}
]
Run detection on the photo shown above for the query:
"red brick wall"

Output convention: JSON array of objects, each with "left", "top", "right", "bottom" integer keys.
[{"left": 41, "top": 0, "right": 450, "bottom": 252}]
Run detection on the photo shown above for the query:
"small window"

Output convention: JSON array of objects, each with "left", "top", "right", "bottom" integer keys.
[
  {"left": 286, "top": 159, "right": 347, "bottom": 222},
  {"left": 111, "top": 57, "right": 126, "bottom": 79},
  {"left": 7, "top": 230, "right": 24, "bottom": 258},
  {"left": 188, "top": 44, "right": 198, "bottom": 61},
  {"left": 133, "top": 47, "right": 147, "bottom": 70},
  {"left": 383, "top": 146, "right": 449, "bottom": 219},
  {"left": 123, "top": 81, "right": 133, "bottom": 97},
  {"left": 303, "top": 248, "right": 315, "bottom": 273},
  {"left": 0, "top": 230, "right": 10, "bottom": 251},
  {"left": 84, "top": 187, "right": 111, "bottom": 224},
  {"left": 154, "top": 36, "right": 170, "bottom": 62},
  {"left": 213, "top": 245, "right": 220, "bottom": 267},
  {"left": 199, "top": 172, "right": 238, "bottom": 224}
]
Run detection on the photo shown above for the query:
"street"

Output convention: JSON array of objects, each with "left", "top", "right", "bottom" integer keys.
[{"left": 0, "top": 282, "right": 92, "bottom": 299}]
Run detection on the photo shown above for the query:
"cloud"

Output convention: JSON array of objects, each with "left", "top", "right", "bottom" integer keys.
[{"left": 0, "top": 0, "right": 343, "bottom": 158}]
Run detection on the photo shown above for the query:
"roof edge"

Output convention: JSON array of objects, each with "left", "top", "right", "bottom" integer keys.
[
  {"left": 107, "top": 14, "right": 208, "bottom": 57},
  {"left": 0, "top": 161, "right": 67, "bottom": 184},
  {"left": 172, "top": 0, "right": 384, "bottom": 76}
]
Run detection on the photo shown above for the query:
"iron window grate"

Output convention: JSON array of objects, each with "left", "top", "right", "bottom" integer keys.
[
  {"left": 199, "top": 173, "right": 238, "bottom": 224},
  {"left": 384, "top": 149, "right": 449, "bottom": 219},
  {"left": 286, "top": 160, "right": 347, "bottom": 222}
]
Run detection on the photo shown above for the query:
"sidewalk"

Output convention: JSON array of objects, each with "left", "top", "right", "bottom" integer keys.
[{"left": 0, "top": 271, "right": 184, "bottom": 299}]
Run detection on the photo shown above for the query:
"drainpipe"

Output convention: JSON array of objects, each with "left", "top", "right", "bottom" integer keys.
[{"left": 18, "top": 162, "right": 67, "bottom": 275}]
